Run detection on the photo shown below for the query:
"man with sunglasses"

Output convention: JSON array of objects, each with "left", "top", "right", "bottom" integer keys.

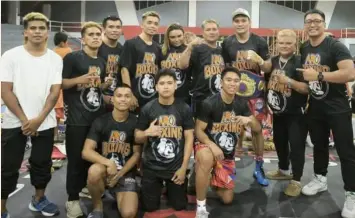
[{"left": 297, "top": 9, "right": 355, "bottom": 218}]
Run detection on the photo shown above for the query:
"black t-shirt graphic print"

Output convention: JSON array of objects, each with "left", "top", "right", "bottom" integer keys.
[
  {"left": 221, "top": 33, "right": 270, "bottom": 99},
  {"left": 119, "top": 36, "right": 161, "bottom": 108},
  {"left": 266, "top": 55, "right": 307, "bottom": 114},
  {"left": 62, "top": 50, "right": 106, "bottom": 126},
  {"left": 136, "top": 99, "right": 194, "bottom": 174},
  {"left": 98, "top": 42, "right": 123, "bottom": 96},
  {"left": 87, "top": 113, "right": 137, "bottom": 172},
  {"left": 197, "top": 94, "right": 251, "bottom": 160},
  {"left": 189, "top": 44, "right": 225, "bottom": 101},
  {"left": 300, "top": 36, "right": 353, "bottom": 114},
  {"left": 161, "top": 45, "right": 191, "bottom": 99}
]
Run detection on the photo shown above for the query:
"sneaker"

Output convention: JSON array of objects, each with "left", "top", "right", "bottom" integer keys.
[
  {"left": 301, "top": 174, "right": 327, "bottom": 196},
  {"left": 196, "top": 209, "right": 209, "bottom": 218},
  {"left": 253, "top": 160, "right": 269, "bottom": 186},
  {"left": 28, "top": 196, "right": 59, "bottom": 216},
  {"left": 266, "top": 170, "right": 292, "bottom": 180},
  {"left": 342, "top": 191, "right": 355, "bottom": 218},
  {"left": 284, "top": 180, "right": 302, "bottom": 197},
  {"left": 79, "top": 187, "right": 92, "bottom": 198},
  {"left": 87, "top": 211, "right": 104, "bottom": 218},
  {"left": 66, "top": 200, "right": 83, "bottom": 218},
  {"left": 1, "top": 212, "right": 10, "bottom": 218}
]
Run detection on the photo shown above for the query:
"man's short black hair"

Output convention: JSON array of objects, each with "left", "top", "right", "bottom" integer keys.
[
  {"left": 102, "top": 15, "right": 123, "bottom": 28},
  {"left": 304, "top": 9, "right": 325, "bottom": 21},
  {"left": 114, "top": 83, "right": 132, "bottom": 93},
  {"left": 221, "top": 67, "right": 240, "bottom": 79},
  {"left": 155, "top": 68, "right": 177, "bottom": 83},
  {"left": 54, "top": 32, "right": 68, "bottom": 46}
]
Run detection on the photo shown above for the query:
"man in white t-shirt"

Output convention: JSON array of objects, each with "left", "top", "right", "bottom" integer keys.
[{"left": 0, "top": 12, "right": 62, "bottom": 218}]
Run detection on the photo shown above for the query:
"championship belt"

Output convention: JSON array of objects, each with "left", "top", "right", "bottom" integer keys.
[{"left": 236, "top": 70, "right": 265, "bottom": 99}]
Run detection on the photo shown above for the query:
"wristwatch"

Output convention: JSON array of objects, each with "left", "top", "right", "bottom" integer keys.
[{"left": 318, "top": 72, "right": 324, "bottom": 82}]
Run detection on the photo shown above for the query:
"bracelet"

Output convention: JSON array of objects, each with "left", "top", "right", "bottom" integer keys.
[{"left": 287, "top": 78, "right": 292, "bottom": 89}]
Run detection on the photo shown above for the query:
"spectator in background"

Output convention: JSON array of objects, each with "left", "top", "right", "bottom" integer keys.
[{"left": 53, "top": 32, "right": 72, "bottom": 142}]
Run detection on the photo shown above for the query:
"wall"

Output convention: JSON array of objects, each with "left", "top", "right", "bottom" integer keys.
[
  {"left": 86, "top": 1, "right": 118, "bottom": 23},
  {"left": 136, "top": 1, "right": 189, "bottom": 26},
  {"left": 196, "top": 1, "right": 251, "bottom": 27},
  {"left": 259, "top": 2, "right": 305, "bottom": 29},
  {"left": 328, "top": 1, "right": 355, "bottom": 29},
  {"left": 51, "top": 1, "right": 81, "bottom": 22}
]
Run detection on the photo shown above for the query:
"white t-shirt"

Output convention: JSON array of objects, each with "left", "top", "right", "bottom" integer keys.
[{"left": 0, "top": 46, "right": 63, "bottom": 131}]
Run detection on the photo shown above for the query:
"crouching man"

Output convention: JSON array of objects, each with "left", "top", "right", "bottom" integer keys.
[
  {"left": 194, "top": 67, "right": 262, "bottom": 217},
  {"left": 82, "top": 84, "right": 141, "bottom": 218}
]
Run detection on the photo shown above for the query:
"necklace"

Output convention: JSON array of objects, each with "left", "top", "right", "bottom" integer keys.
[{"left": 279, "top": 55, "right": 292, "bottom": 70}]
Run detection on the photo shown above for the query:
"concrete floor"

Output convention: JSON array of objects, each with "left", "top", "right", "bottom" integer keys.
[{"left": 6, "top": 146, "right": 346, "bottom": 218}]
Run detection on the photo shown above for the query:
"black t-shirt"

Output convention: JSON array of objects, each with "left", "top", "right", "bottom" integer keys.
[
  {"left": 221, "top": 33, "right": 270, "bottom": 99},
  {"left": 87, "top": 112, "right": 137, "bottom": 172},
  {"left": 161, "top": 45, "right": 191, "bottom": 99},
  {"left": 265, "top": 55, "right": 308, "bottom": 115},
  {"left": 62, "top": 50, "right": 106, "bottom": 126},
  {"left": 300, "top": 36, "right": 353, "bottom": 114},
  {"left": 98, "top": 42, "right": 123, "bottom": 96},
  {"left": 119, "top": 36, "right": 161, "bottom": 108},
  {"left": 197, "top": 93, "right": 251, "bottom": 160},
  {"left": 136, "top": 99, "right": 194, "bottom": 174},
  {"left": 189, "top": 44, "right": 225, "bottom": 101}
]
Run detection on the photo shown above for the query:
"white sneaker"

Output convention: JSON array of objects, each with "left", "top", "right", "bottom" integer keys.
[
  {"left": 66, "top": 200, "right": 83, "bottom": 218},
  {"left": 196, "top": 208, "right": 209, "bottom": 218},
  {"left": 79, "top": 187, "right": 91, "bottom": 198},
  {"left": 342, "top": 191, "right": 355, "bottom": 218},
  {"left": 302, "top": 174, "right": 327, "bottom": 196}
]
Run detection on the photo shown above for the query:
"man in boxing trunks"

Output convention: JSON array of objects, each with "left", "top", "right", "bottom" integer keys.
[
  {"left": 221, "top": 8, "right": 270, "bottom": 186},
  {"left": 179, "top": 19, "right": 225, "bottom": 193},
  {"left": 194, "top": 67, "right": 262, "bottom": 217}
]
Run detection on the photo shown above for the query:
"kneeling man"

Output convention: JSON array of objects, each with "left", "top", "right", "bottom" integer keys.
[
  {"left": 82, "top": 84, "right": 141, "bottom": 218},
  {"left": 194, "top": 67, "right": 262, "bottom": 217}
]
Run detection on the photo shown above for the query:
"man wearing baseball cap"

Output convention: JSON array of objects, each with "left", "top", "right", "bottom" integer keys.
[{"left": 221, "top": 8, "right": 271, "bottom": 186}]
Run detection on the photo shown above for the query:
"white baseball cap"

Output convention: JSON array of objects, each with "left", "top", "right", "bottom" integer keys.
[{"left": 232, "top": 8, "right": 251, "bottom": 20}]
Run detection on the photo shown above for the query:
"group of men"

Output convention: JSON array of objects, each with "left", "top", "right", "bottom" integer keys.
[{"left": 1, "top": 6, "right": 355, "bottom": 218}]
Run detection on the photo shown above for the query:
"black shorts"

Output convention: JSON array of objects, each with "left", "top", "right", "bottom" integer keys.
[
  {"left": 108, "top": 173, "right": 138, "bottom": 195},
  {"left": 141, "top": 168, "right": 187, "bottom": 212}
]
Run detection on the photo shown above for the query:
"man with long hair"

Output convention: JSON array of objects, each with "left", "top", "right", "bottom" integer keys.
[
  {"left": 1, "top": 12, "right": 62, "bottom": 217},
  {"left": 161, "top": 23, "right": 191, "bottom": 105}
]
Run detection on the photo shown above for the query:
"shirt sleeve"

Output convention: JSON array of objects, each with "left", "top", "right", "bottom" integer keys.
[
  {"left": 86, "top": 117, "right": 102, "bottom": 143},
  {"left": 189, "top": 46, "right": 199, "bottom": 69},
  {"left": 331, "top": 40, "right": 353, "bottom": 64},
  {"left": 136, "top": 105, "right": 150, "bottom": 131},
  {"left": 52, "top": 55, "right": 63, "bottom": 85},
  {"left": 182, "top": 103, "right": 195, "bottom": 130},
  {"left": 119, "top": 40, "right": 135, "bottom": 69},
  {"left": 0, "top": 51, "right": 14, "bottom": 82},
  {"left": 221, "top": 38, "right": 231, "bottom": 65},
  {"left": 258, "top": 37, "right": 270, "bottom": 61},
  {"left": 62, "top": 53, "right": 74, "bottom": 79},
  {"left": 197, "top": 99, "right": 212, "bottom": 123}
]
